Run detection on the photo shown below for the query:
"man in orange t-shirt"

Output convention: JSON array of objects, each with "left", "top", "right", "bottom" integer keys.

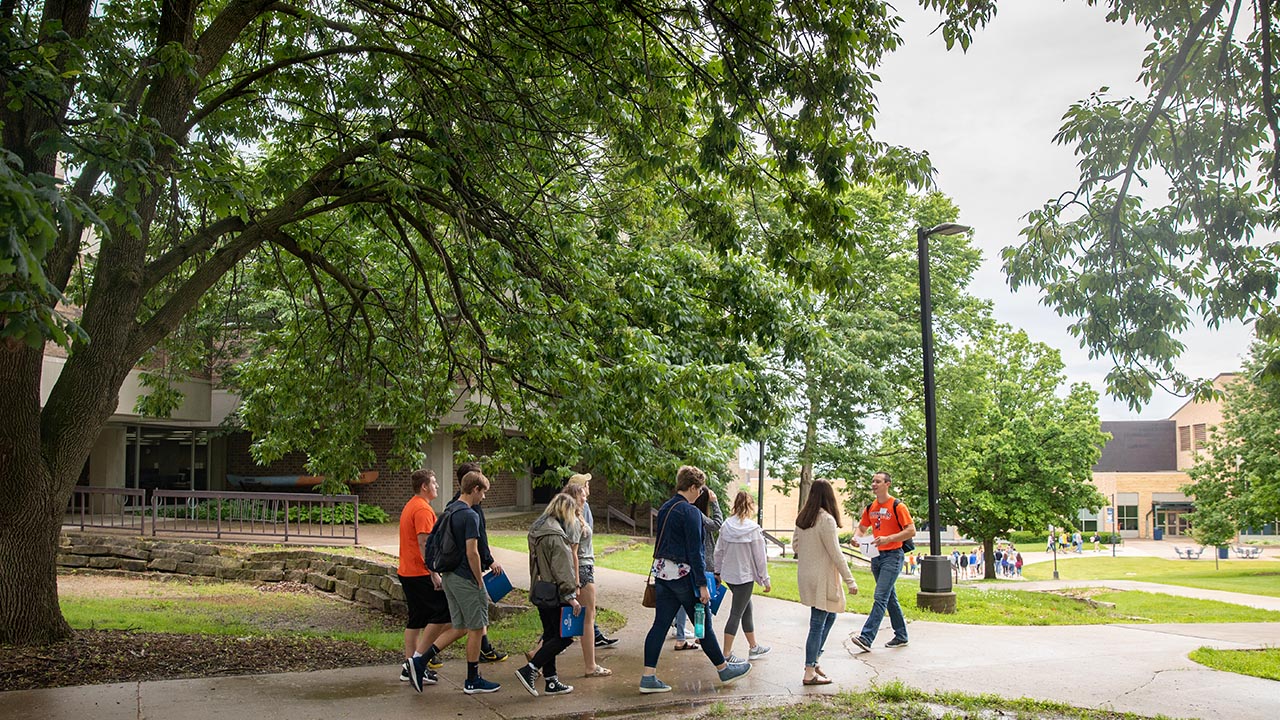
[
  {"left": 851, "top": 471, "right": 916, "bottom": 652},
  {"left": 398, "top": 469, "right": 451, "bottom": 687}
]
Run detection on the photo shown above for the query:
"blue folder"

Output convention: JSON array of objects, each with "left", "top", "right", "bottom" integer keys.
[
  {"left": 483, "top": 570, "right": 512, "bottom": 603},
  {"left": 560, "top": 605, "right": 585, "bottom": 637},
  {"left": 705, "top": 572, "right": 727, "bottom": 614}
]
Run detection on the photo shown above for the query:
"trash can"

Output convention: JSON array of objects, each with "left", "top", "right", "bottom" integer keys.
[
  {"left": 1153, "top": 527, "right": 1164, "bottom": 541},
  {"left": 1218, "top": 546, "right": 1229, "bottom": 560}
]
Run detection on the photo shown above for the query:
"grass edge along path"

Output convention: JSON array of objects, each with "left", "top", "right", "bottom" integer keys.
[
  {"left": 690, "top": 680, "right": 1170, "bottom": 720},
  {"left": 1188, "top": 646, "right": 1280, "bottom": 682},
  {"left": 1022, "top": 556, "right": 1280, "bottom": 598}
]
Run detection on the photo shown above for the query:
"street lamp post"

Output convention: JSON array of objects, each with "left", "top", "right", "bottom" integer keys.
[{"left": 915, "top": 222, "right": 969, "bottom": 614}]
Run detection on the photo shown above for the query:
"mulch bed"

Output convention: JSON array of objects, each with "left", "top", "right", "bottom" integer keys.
[{"left": 1, "top": 630, "right": 400, "bottom": 691}]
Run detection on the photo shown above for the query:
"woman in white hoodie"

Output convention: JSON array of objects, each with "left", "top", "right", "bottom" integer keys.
[{"left": 712, "top": 491, "right": 772, "bottom": 664}]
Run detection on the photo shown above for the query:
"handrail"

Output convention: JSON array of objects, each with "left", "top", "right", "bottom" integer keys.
[
  {"left": 605, "top": 505, "right": 636, "bottom": 534},
  {"left": 151, "top": 489, "right": 360, "bottom": 544},
  {"left": 761, "top": 530, "right": 786, "bottom": 556}
]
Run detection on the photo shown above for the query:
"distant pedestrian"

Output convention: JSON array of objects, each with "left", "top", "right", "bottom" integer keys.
[
  {"left": 851, "top": 471, "right": 914, "bottom": 654},
  {"left": 1015, "top": 552, "right": 1024, "bottom": 576},
  {"left": 795, "top": 479, "right": 857, "bottom": 683},
  {"left": 1091, "top": 533, "right": 1101, "bottom": 552},
  {"left": 959, "top": 552, "right": 969, "bottom": 578}
]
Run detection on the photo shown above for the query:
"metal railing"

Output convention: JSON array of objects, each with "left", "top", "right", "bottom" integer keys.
[
  {"left": 65, "top": 487, "right": 148, "bottom": 533},
  {"left": 151, "top": 490, "right": 359, "bottom": 543},
  {"left": 762, "top": 530, "right": 787, "bottom": 556},
  {"left": 64, "top": 487, "right": 361, "bottom": 544},
  {"left": 605, "top": 505, "right": 637, "bottom": 534}
]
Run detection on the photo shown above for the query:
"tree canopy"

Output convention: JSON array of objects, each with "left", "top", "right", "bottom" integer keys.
[
  {"left": 759, "top": 181, "right": 989, "bottom": 508},
  {"left": 1186, "top": 351, "right": 1280, "bottom": 540},
  {"left": 0, "top": 0, "right": 1002, "bottom": 645},
  {"left": 874, "top": 326, "right": 1109, "bottom": 578},
  {"left": 1002, "top": 0, "right": 1279, "bottom": 408}
]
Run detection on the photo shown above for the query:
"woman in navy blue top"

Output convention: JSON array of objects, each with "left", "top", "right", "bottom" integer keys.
[{"left": 638, "top": 466, "right": 751, "bottom": 694}]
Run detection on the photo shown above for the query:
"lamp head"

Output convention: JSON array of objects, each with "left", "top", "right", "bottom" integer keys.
[{"left": 922, "top": 223, "right": 971, "bottom": 237}]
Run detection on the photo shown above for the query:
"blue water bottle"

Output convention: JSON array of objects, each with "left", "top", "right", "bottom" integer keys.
[{"left": 693, "top": 602, "right": 706, "bottom": 639}]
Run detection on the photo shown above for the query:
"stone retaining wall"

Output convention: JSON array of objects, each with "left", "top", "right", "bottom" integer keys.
[{"left": 58, "top": 532, "right": 409, "bottom": 618}]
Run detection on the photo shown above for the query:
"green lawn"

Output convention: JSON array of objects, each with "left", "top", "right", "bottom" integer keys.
[
  {"left": 1022, "top": 556, "right": 1280, "bottom": 597},
  {"left": 58, "top": 575, "right": 622, "bottom": 660},
  {"left": 576, "top": 541, "right": 1280, "bottom": 625},
  {"left": 1189, "top": 647, "right": 1280, "bottom": 681}
]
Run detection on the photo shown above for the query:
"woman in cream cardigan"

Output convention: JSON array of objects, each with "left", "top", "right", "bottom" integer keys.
[{"left": 792, "top": 479, "right": 857, "bottom": 685}]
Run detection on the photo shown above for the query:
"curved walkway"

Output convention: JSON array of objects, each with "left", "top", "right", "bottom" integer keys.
[{"left": 5, "top": 528, "right": 1278, "bottom": 720}]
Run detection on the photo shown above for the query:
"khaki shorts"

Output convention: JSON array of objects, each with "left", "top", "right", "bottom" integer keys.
[{"left": 442, "top": 571, "right": 490, "bottom": 630}]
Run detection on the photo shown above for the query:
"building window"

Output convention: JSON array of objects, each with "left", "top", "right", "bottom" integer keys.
[
  {"left": 1179, "top": 425, "right": 1192, "bottom": 451},
  {"left": 1193, "top": 423, "right": 1207, "bottom": 449},
  {"left": 1081, "top": 518, "right": 1098, "bottom": 532},
  {"left": 1118, "top": 505, "right": 1139, "bottom": 531}
]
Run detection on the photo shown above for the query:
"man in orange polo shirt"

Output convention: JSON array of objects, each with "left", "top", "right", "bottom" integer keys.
[
  {"left": 398, "top": 469, "right": 450, "bottom": 687},
  {"left": 851, "top": 471, "right": 916, "bottom": 652}
]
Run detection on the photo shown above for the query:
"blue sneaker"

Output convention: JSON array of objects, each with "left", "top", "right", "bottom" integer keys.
[
  {"left": 639, "top": 675, "right": 671, "bottom": 694},
  {"left": 718, "top": 661, "right": 751, "bottom": 685},
  {"left": 463, "top": 676, "right": 501, "bottom": 694}
]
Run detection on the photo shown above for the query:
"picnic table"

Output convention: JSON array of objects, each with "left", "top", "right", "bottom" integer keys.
[
  {"left": 1232, "top": 545, "right": 1263, "bottom": 559},
  {"left": 1174, "top": 545, "right": 1204, "bottom": 559}
]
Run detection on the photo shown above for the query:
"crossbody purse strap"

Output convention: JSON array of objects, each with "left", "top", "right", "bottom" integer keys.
[{"left": 648, "top": 499, "right": 679, "bottom": 584}]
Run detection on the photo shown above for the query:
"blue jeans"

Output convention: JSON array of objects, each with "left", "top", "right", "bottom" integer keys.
[
  {"left": 804, "top": 607, "right": 836, "bottom": 667},
  {"left": 859, "top": 548, "right": 906, "bottom": 643},
  {"left": 643, "top": 576, "right": 724, "bottom": 669}
]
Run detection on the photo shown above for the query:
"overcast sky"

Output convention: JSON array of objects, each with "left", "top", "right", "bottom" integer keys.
[{"left": 871, "top": 2, "right": 1255, "bottom": 421}]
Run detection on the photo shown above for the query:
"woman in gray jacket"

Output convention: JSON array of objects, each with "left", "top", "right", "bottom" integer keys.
[
  {"left": 713, "top": 491, "right": 772, "bottom": 663},
  {"left": 515, "top": 494, "right": 582, "bottom": 697}
]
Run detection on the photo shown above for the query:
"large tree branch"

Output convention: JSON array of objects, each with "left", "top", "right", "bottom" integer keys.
[{"left": 1107, "top": 0, "right": 1226, "bottom": 238}]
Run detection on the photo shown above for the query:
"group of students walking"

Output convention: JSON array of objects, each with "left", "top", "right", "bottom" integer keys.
[
  {"left": 639, "top": 467, "right": 916, "bottom": 692},
  {"left": 397, "top": 462, "right": 915, "bottom": 697},
  {"left": 396, "top": 465, "right": 617, "bottom": 697}
]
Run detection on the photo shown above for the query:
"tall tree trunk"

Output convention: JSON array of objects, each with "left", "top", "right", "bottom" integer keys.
[
  {"left": 983, "top": 536, "right": 996, "bottom": 580},
  {"left": 0, "top": 341, "right": 72, "bottom": 644}
]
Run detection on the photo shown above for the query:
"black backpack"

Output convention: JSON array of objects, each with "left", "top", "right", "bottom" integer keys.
[
  {"left": 865, "top": 498, "right": 916, "bottom": 553},
  {"left": 423, "top": 501, "right": 466, "bottom": 573}
]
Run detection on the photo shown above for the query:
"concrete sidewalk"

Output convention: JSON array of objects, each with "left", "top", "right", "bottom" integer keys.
[{"left": 7, "top": 536, "right": 1279, "bottom": 720}]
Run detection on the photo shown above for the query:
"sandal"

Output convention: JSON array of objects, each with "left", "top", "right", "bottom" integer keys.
[
  {"left": 673, "top": 641, "right": 701, "bottom": 651},
  {"left": 584, "top": 665, "right": 613, "bottom": 678},
  {"left": 803, "top": 675, "right": 833, "bottom": 686}
]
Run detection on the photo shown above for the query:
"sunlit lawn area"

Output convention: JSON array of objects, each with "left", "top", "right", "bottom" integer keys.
[
  {"left": 512, "top": 538, "right": 1280, "bottom": 625},
  {"left": 1189, "top": 647, "right": 1280, "bottom": 681},
  {"left": 1021, "top": 556, "right": 1280, "bottom": 597}
]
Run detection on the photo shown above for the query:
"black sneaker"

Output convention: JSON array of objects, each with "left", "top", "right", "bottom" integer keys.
[
  {"left": 594, "top": 635, "right": 619, "bottom": 648},
  {"left": 463, "top": 676, "right": 501, "bottom": 694},
  {"left": 544, "top": 676, "right": 574, "bottom": 695},
  {"left": 480, "top": 647, "right": 508, "bottom": 663},
  {"left": 514, "top": 664, "right": 539, "bottom": 696},
  {"left": 850, "top": 634, "right": 872, "bottom": 653},
  {"left": 408, "top": 656, "right": 429, "bottom": 693},
  {"left": 399, "top": 660, "right": 411, "bottom": 682},
  {"left": 885, "top": 637, "right": 909, "bottom": 648}
]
